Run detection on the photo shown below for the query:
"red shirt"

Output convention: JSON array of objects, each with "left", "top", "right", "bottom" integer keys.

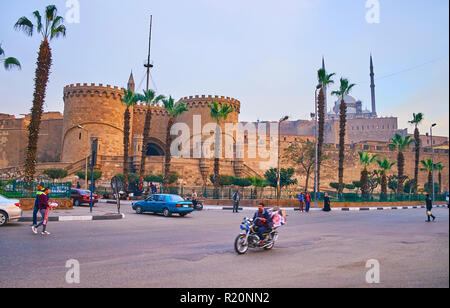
[{"left": 38, "top": 193, "right": 49, "bottom": 210}]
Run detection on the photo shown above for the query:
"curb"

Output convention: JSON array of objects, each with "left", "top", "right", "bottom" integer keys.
[{"left": 18, "top": 213, "right": 125, "bottom": 223}]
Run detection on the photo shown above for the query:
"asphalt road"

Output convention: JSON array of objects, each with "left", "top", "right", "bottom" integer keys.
[{"left": 0, "top": 205, "right": 448, "bottom": 288}]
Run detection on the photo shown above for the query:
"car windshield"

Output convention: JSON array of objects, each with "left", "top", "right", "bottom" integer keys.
[
  {"left": 77, "top": 190, "right": 91, "bottom": 195},
  {"left": 170, "top": 195, "right": 185, "bottom": 202}
]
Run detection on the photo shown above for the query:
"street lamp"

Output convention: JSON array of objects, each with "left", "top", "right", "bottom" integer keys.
[
  {"left": 430, "top": 123, "right": 437, "bottom": 207},
  {"left": 277, "top": 115, "right": 289, "bottom": 206},
  {"left": 77, "top": 125, "right": 90, "bottom": 190},
  {"left": 314, "top": 84, "right": 321, "bottom": 208}
]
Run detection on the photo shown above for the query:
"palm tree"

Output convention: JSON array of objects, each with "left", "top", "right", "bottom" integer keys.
[
  {"left": 358, "top": 151, "right": 379, "bottom": 197},
  {"left": 317, "top": 68, "right": 335, "bottom": 193},
  {"left": 136, "top": 90, "right": 165, "bottom": 180},
  {"left": 121, "top": 89, "right": 139, "bottom": 191},
  {"left": 331, "top": 78, "right": 356, "bottom": 194},
  {"left": 376, "top": 158, "right": 396, "bottom": 196},
  {"left": 388, "top": 134, "right": 414, "bottom": 194},
  {"left": 0, "top": 44, "right": 21, "bottom": 70},
  {"left": 408, "top": 113, "right": 424, "bottom": 193},
  {"left": 209, "top": 101, "right": 234, "bottom": 199},
  {"left": 434, "top": 162, "right": 444, "bottom": 193},
  {"left": 14, "top": 5, "right": 66, "bottom": 182},
  {"left": 162, "top": 97, "right": 188, "bottom": 192},
  {"left": 420, "top": 158, "right": 434, "bottom": 194}
]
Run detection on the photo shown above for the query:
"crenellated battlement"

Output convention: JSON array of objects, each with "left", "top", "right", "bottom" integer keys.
[
  {"left": 132, "top": 105, "right": 170, "bottom": 116},
  {"left": 63, "top": 83, "right": 125, "bottom": 100},
  {"left": 179, "top": 95, "right": 241, "bottom": 111}
]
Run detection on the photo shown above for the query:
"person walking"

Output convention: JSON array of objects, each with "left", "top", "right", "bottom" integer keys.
[
  {"left": 191, "top": 189, "right": 198, "bottom": 208},
  {"left": 32, "top": 184, "right": 45, "bottom": 227},
  {"left": 323, "top": 192, "right": 331, "bottom": 212},
  {"left": 32, "top": 187, "right": 51, "bottom": 235},
  {"left": 233, "top": 189, "right": 241, "bottom": 213},
  {"left": 298, "top": 192, "right": 304, "bottom": 213},
  {"left": 426, "top": 194, "right": 436, "bottom": 222},
  {"left": 305, "top": 191, "right": 311, "bottom": 213}
]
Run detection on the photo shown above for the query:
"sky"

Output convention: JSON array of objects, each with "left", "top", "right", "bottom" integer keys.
[{"left": 0, "top": 0, "right": 449, "bottom": 136}]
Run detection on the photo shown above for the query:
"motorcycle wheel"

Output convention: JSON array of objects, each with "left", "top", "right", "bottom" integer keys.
[
  {"left": 263, "top": 241, "right": 275, "bottom": 250},
  {"left": 234, "top": 234, "right": 249, "bottom": 255},
  {"left": 196, "top": 203, "right": 203, "bottom": 211}
]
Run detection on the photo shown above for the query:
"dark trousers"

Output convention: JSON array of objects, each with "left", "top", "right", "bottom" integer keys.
[
  {"left": 299, "top": 201, "right": 304, "bottom": 212},
  {"left": 32, "top": 203, "right": 39, "bottom": 225},
  {"left": 35, "top": 209, "right": 47, "bottom": 232},
  {"left": 305, "top": 201, "right": 311, "bottom": 212},
  {"left": 233, "top": 202, "right": 239, "bottom": 213},
  {"left": 427, "top": 210, "right": 436, "bottom": 221},
  {"left": 256, "top": 225, "right": 268, "bottom": 240}
]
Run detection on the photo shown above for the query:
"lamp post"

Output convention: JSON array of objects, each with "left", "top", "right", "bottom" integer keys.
[
  {"left": 77, "top": 125, "right": 90, "bottom": 190},
  {"left": 314, "top": 84, "right": 321, "bottom": 208},
  {"left": 277, "top": 115, "right": 289, "bottom": 206},
  {"left": 430, "top": 123, "right": 437, "bottom": 207}
]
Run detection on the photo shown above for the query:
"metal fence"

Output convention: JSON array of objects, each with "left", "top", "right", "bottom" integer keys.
[{"left": 0, "top": 181, "right": 72, "bottom": 199}]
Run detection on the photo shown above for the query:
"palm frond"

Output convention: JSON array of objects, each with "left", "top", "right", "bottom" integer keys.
[
  {"left": 4, "top": 57, "right": 21, "bottom": 70},
  {"left": 45, "top": 5, "right": 58, "bottom": 21},
  {"left": 32, "top": 10, "right": 43, "bottom": 34},
  {"left": 50, "top": 25, "right": 66, "bottom": 40},
  {"left": 14, "top": 17, "right": 34, "bottom": 37}
]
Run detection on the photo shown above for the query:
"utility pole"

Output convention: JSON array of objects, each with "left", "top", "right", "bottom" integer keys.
[{"left": 144, "top": 15, "right": 153, "bottom": 92}]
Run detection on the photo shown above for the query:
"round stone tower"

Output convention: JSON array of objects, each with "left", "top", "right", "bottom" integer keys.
[{"left": 61, "top": 83, "right": 126, "bottom": 163}]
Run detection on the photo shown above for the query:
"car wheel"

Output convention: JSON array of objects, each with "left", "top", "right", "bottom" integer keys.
[
  {"left": 0, "top": 211, "right": 8, "bottom": 227},
  {"left": 163, "top": 208, "right": 171, "bottom": 217},
  {"left": 135, "top": 206, "right": 143, "bottom": 214},
  {"left": 179, "top": 213, "right": 187, "bottom": 217},
  {"left": 74, "top": 199, "right": 80, "bottom": 207}
]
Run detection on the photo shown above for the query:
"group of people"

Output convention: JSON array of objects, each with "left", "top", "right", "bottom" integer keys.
[
  {"left": 31, "top": 184, "right": 52, "bottom": 235},
  {"left": 297, "top": 191, "right": 331, "bottom": 212}
]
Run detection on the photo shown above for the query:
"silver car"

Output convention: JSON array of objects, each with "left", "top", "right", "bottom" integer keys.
[{"left": 0, "top": 195, "right": 22, "bottom": 227}]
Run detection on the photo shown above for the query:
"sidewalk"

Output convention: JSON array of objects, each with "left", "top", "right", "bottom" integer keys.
[
  {"left": 98, "top": 199, "right": 448, "bottom": 212},
  {"left": 19, "top": 202, "right": 124, "bottom": 222}
]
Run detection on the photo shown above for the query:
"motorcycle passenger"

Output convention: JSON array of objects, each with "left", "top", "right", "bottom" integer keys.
[{"left": 253, "top": 203, "right": 272, "bottom": 244}]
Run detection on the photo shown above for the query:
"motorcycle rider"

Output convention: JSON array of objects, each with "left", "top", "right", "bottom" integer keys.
[{"left": 253, "top": 203, "right": 272, "bottom": 245}]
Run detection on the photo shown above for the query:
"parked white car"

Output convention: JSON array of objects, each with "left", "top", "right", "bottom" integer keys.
[{"left": 0, "top": 194, "right": 22, "bottom": 227}]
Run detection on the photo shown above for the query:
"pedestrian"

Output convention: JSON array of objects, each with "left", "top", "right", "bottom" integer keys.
[
  {"left": 76, "top": 181, "right": 81, "bottom": 189},
  {"left": 191, "top": 189, "right": 198, "bottom": 208},
  {"left": 323, "top": 192, "right": 331, "bottom": 212},
  {"left": 32, "top": 187, "right": 51, "bottom": 235},
  {"left": 426, "top": 194, "right": 436, "bottom": 222},
  {"left": 32, "top": 184, "right": 45, "bottom": 227},
  {"left": 233, "top": 189, "right": 241, "bottom": 213},
  {"left": 298, "top": 192, "right": 304, "bottom": 212},
  {"left": 305, "top": 191, "right": 311, "bottom": 213}
]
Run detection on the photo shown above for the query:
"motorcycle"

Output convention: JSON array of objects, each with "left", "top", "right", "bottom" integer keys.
[
  {"left": 234, "top": 217, "right": 278, "bottom": 254},
  {"left": 184, "top": 197, "right": 204, "bottom": 211}
]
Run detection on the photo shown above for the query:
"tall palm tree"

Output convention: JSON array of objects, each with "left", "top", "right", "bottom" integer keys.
[
  {"left": 136, "top": 90, "right": 165, "bottom": 180},
  {"left": 434, "top": 162, "right": 444, "bottom": 193},
  {"left": 121, "top": 89, "right": 139, "bottom": 191},
  {"left": 376, "top": 158, "right": 396, "bottom": 196},
  {"left": 388, "top": 134, "right": 414, "bottom": 194},
  {"left": 420, "top": 158, "right": 434, "bottom": 194},
  {"left": 408, "top": 113, "right": 424, "bottom": 193},
  {"left": 209, "top": 101, "right": 234, "bottom": 199},
  {"left": 14, "top": 5, "right": 66, "bottom": 182},
  {"left": 358, "top": 151, "right": 379, "bottom": 197},
  {"left": 0, "top": 44, "right": 21, "bottom": 70},
  {"left": 162, "top": 96, "right": 188, "bottom": 192},
  {"left": 331, "top": 78, "right": 356, "bottom": 194},
  {"left": 317, "top": 68, "right": 335, "bottom": 193}
]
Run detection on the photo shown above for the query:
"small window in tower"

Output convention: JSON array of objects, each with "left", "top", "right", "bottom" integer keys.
[{"left": 79, "top": 133, "right": 81, "bottom": 140}]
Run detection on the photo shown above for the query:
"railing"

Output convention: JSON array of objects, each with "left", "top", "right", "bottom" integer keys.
[{"left": 0, "top": 181, "right": 72, "bottom": 199}]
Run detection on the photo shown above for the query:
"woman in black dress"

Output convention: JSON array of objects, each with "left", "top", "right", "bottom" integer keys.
[{"left": 323, "top": 192, "right": 331, "bottom": 212}]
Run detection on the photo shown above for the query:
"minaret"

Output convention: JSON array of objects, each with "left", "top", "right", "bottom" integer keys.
[
  {"left": 127, "top": 71, "right": 135, "bottom": 92},
  {"left": 370, "top": 54, "right": 377, "bottom": 117},
  {"left": 322, "top": 56, "right": 328, "bottom": 119}
]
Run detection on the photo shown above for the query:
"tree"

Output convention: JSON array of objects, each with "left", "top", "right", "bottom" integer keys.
[
  {"left": 76, "top": 171, "right": 102, "bottom": 187},
  {"left": 434, "top": 162, "right": 444, "bottom": 193},
  {"left": 376, "top": 158, "right": 396, "bottom": 196},
  {"left": 209, "top": 175, "right": 234, "bottom": 187},
  {"left": 232, "top": 177, "right": 252, "bottom": 188},
  {"left": 420, "top": 158, "right": 434, "bottom": 194},
  {"left": 264, "top": 168, "right": 297, "bottom": 190},
  {"left": 330, "top": 182, "right": 340, "bottom": 192},
  {"left": 332, "top": 78, "right": 356, "bottom": 194},
  {"left": 408, "top": 113, "right": 424, "bottom": 193},
  {"left": 358, "top": 151, "right": 379, "bottom": 197},
  {"left": 120, "top": 89, "right": 139, "bottom": 192},
  {"left": 317, "top": 68, "right": 335, "bottom": 192},
  {"left": 249, "top": 176, "right": 266, "bottom": 199},
  {"left": 162, "top": 97, "right": 188, "bottom": 192},
  {"left": 283, "top": 139, "right": 327, "bottom": 192},
  {"left": 144, "top": 174, "right": 163, "bottom": 184},
  {"left": 209, "top": 101, "right": 234, "bottom": 199},
  {"left": 388, "top": 134, "right": 414, "bottom": 194},
  {"left": 43, "top": 168, "right": 68, "bottom": 182},
  {"left": 15, "top": 5, "right": 67, "bottom": 182},
  {"left": 0, "top": 44, "right": 21, "bottom": 70},
  {"left": 136, "top": 90, "right": 165, "bottom": 181}
]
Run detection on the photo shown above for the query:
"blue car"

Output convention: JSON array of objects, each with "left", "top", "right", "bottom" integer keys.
[{"left": 132, "top": 194, "right": 194, "bottom": 217}]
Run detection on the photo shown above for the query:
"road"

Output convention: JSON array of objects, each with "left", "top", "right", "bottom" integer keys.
[{"left": 0, "top": 205, "right": 448, "bottom": 288}]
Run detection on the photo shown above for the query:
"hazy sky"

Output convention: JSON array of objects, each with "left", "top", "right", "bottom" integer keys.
[{"left": 1, "top": 0, "right": 449, "bottom": 136}]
